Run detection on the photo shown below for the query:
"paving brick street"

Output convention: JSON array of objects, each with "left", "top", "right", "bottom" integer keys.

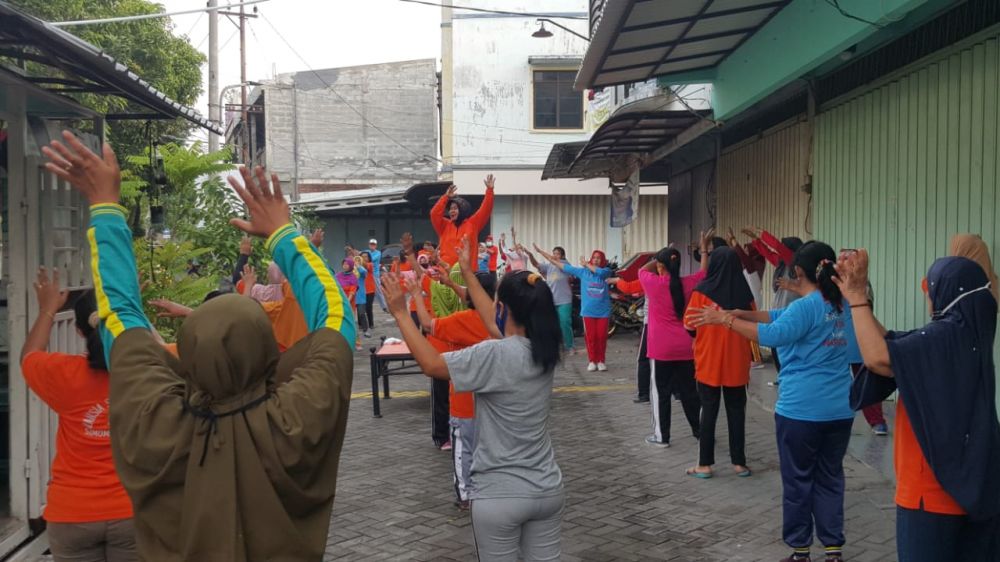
[{"left": 324, "top": 320, "right": 899, "bottom": 561}]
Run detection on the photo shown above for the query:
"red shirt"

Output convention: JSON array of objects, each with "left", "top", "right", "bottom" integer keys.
[
  {"left": 894, "top": 400, "right": 965, "bottom": 514},
  {"left": 22, "top": 352, "right": 134, "bottom": 523},
  {"left": 434, "top": 310, "right": 491, "bottom": 418}
]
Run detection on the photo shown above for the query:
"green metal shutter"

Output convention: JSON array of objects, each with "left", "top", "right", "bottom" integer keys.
[{"left": 815, "top": 30, "right": 1000, "bottom": 406}]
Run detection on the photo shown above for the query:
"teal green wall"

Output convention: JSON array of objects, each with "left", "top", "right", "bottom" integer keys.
[{"left": 815, "top": 30, "right": 1000, "bottom": 406}]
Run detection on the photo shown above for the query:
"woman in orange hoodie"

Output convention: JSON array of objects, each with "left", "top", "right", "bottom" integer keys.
[{"left": 432, "top": 174, "right": 495, "bottom": 268}]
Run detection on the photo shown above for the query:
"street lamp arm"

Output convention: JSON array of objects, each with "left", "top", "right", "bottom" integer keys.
[{"left": 536, "top": 18, "right": 589, "bottom": 41}]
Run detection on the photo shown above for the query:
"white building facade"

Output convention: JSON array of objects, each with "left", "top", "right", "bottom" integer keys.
[{"left": 441, "top": 0, "right": 668, "bottom": 263}]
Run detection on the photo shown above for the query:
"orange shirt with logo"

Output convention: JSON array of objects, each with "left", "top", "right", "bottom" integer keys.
[
  {"left": 683, "top": 292, "right": 753, "bottom": 387},
  {"left": 894, "top": 400, "right": 965, "bottom": 514},
  {"left": 434, "top": 310, "right": 491, "bottom": 418},
  {"left": 21, "top": 352, "right": 134, "bottom": 523}
]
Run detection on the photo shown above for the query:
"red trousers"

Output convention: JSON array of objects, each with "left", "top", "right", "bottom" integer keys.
[
  {"left": 583, "top": 317, "right": 609, "bottom": 363},
  {"left": 862, "top": 403, "right": 886, "bottom": 426}
]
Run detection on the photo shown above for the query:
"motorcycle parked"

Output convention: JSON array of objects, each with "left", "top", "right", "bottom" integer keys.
[{"left": 608, "top": 287, "right": 644, "bottom": 337}]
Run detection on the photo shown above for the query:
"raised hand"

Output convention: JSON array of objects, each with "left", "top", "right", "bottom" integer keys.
[
  {"left": 34, "top": 267, "right": 69, "bottom": 317},
  {"left": 727, "top": 227, "right": 738, "bottom": 246},
  {"left": 242, "top": 264, "right": 258, "bottom": 290},
  {"left": 228, "top": 166, "right": 291, "bottom": 239},
  {"left": 149, "top": 298, "right": 193, "bottom": 319},
  {"left": 41, "top": 131, "right": 121, "bottom": 205},
  {"left": 445, "top": 184, "right": 458, "bottom": 198},
  {"left": 380, "top": 273, "right": 408, "bottom": 318},
  {"left": 833, "top": 249, "right": 871, "bottom": 306},
  {"left": 484, "top": 174, "right": 495, "bottom": 190},
  {"left": 404, "top": 277, "right": 422, "bottom": 297},
  {"left": 310, "top": 228, "right": 325, "bottom": 248},
  {"left": 741, "top": 227, "right": 760, "bottom": 240},
  {"left": 239, "top": 236, "right": 253, "bottom": 256}
]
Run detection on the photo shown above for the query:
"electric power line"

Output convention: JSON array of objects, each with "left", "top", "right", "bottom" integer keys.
[{"left": 396, "top": 0, "right": 586, "bottom": 19}]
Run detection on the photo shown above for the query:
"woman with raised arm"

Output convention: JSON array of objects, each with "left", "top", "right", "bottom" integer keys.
[
  {"left": 536, "top": 245, "right": 612, "bottom": 372},
  {"left": 431, "top": 175, "right": 496, "bottom": 269},
  {"left": 641, "top": 240, "right": 709, "bottom": 448},
  {"left": 382, "top": 237, "right": 564, "bottom": 562},
  {"left": 20, "top": 270, "right": 136, "bottom": 561},
  {"left": 41, "top": 131, "right": 356, "bottom": 561},
  {"left": 688, "top": 241, "right": 857, "bottom": 562},
  {"left": 836, "top": 249, "right": 1000, "bottom": 562}
]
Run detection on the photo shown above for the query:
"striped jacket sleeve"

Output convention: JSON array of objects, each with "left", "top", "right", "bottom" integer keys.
[
  {"left": 87, "top": 204, "right": 152, "bottom": 365},
  {"left": 266, "top": 224, "right": 357, "bottom": 344}
]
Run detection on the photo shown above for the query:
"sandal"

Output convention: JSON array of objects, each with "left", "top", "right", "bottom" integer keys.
[
  {"left": 734, "top": 465, "right": 752, "bottom": 477},
  {"left": 685, "top": 467, "right": 713, "bottom": 479}
]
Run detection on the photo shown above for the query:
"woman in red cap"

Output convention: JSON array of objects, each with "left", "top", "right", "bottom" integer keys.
[{"left": 537, "top": 248, "right": 613, "bottom": 371}]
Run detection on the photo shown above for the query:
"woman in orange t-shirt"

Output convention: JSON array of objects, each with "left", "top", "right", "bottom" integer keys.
[
  {"left": 431, "top": 175, "right": 495, "bottom": 269},
  {"left": 839, "top": 250, "right": 1000, "bottom": 562},
  {"left": 21, "top": 269, "right": 136, "bottom": 561},
  {"left": 684, "top": 247, "right": 755, "bottom": 479}
]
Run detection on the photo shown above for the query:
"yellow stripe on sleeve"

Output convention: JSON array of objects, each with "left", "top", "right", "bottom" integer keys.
[
  {"left": 292, "top": 236, "right": 345, "bottom": 331},
  {"left": 87, "top": 227, "right": 126, "bottom": 338}
]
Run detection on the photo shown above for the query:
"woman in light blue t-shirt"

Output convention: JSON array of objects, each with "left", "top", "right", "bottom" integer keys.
[{"left": 689, "top": 241, "right": 857, "bottom": 562}]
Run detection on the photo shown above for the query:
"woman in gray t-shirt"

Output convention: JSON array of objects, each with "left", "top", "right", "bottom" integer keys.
[{"left": 381, "top": 242, "right": 565, "bottom": 562}]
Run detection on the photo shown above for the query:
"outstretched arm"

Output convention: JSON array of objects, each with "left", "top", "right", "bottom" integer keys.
[
  {"left": 533, "top": 244, "right": 566, "bottom": 271},
  {"left": 835, "top": 250, "right": 893, "bottom": 376},
  {"left": 458, "top": 237, "right": 502, "bottom": 339},
  {"left": 469, "top": 174, "right": 496, "bottom": 232},
  {"left": 430, "top": 185, "right": 455, "bottom": 235},
  {"left": 41, "top": 132, "right": 152, "bottom": 366},
  {"left": 228, "top": 166, "right": 356, "bottom": 344},
  {"left": 382, "top": 273, "right": 449, "bottom": 379},
  {"left": 22, "top": 268, "right": 70, "bottom": 363}
]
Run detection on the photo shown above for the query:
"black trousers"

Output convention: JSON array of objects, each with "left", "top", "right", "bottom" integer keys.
[
  {"left": 364, "top": 294, "right": 375, "bottom": 329},
  {"left": 356, "top": 304, "right": 369, "bottom": 333},
  {"left": 431, "top": 379, "right": 451, "bottom": 446},
  {"left": 635, "top": 325, "right": 651, "bottom": 399},
  {"left": 697, "top": 382, "right": 747, "bottom": 466},
  {"left": 650, "top": 360, "right": 700, "bottom": 443}
]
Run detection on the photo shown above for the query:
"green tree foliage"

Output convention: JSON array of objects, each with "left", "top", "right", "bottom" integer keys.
[
  {"left": 127, "top": 142, "right": 320, "bottom": 282},
  {"left": 134, "top": 239, "right": 217, "bottom": 340},
  {"left": 8, "top": 0, "right": 205, "bottom": 158}
]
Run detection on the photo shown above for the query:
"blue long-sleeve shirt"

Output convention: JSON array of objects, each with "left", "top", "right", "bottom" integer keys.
[
  {"left": 87, "top": 206, "right": 356, "bottom": 363},
  {"left": 563, "top": 264, "right": 611, "bottom": 318}
]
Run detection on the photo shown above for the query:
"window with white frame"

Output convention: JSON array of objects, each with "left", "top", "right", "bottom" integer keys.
[{"left": 532, "top": 70, "right": 583, "bottom": 130}]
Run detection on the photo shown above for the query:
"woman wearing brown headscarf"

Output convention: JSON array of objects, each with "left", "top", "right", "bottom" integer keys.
[
  {"left": 41, "top": 131, "right": 356, "bottom": 561},
  {"left": 950, "top": 234, "right": 999, "bottom": 302}
]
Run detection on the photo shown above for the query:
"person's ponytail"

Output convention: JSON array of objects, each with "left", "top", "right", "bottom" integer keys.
[
  {"left": 656, "top": 247, "right": 686, "bottom": 320},
  {"left": 497, "top": 271, "right": 561, "bottom": 374},
  {"left": 73, "top": 291, "right": 107, "bottom": 371},
  {"left": 792, "top": 241, "right": 843, "bottom": 313}
]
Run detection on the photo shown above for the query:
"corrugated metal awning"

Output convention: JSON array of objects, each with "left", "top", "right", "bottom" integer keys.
[
  {"left": 576, "top": 0, "right": 791, "bottom": 90},
  {"left": 0, "top": 1, "right": 222, "bottom": 134},
  {"left": 545, "top": 94, "right": 713, "bottom": 180}
]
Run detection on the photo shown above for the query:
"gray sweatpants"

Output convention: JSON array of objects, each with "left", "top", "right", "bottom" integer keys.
[
  {"left": 451, "top": 416, "right": 476, "bottom": 502},
  {"left": 471, "top": 494, "right": 565, "bottom": 562},
  {"left": 48, "top": 518, "right": 137, "bottom": 562}
]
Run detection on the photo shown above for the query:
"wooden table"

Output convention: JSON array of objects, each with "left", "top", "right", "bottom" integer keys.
[{"left": 368, "top": 341, "right": 424, "bottom": 417}]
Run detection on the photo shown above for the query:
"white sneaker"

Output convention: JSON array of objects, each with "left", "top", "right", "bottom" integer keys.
[
  {"left": 587, "top": 362, "right": 597, "bottom": 372},
  {"left": 597, "top": 362, "right": 608, "bottom": 372}
]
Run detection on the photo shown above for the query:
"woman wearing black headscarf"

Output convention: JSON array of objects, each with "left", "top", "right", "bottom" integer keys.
[
  {"left": 836, "top": 251, "right": 1000, "bottom": 562},
  {"left": 683, "top": 247, "right": 755, "bottom": 479}
]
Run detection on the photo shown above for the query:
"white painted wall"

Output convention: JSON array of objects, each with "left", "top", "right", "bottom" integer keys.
[{"left": 449, "top": 0, "right": 591, "bottom": 169}]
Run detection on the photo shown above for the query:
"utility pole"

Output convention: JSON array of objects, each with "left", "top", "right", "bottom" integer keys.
[
  {"left": 207, "top": 0, "right": 219, "bottom": 153},
  {"left": 220, "top": 5, "right": 257, "bottom": 165}
]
